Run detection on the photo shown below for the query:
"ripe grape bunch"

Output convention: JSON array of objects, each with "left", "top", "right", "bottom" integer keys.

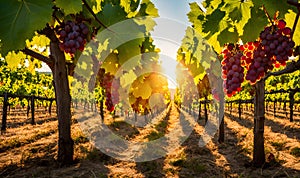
[
  {"left": 221, "top": 43, "right": 244, "bottom": 97},
  {"left": 56, "top": 20, "right": 90, "bottom": 55},
  {"left": 243, "top": 41, "right": 273, "bottom": 84},
  {"left": 244, "top": 19, "right": 295, "bottom": 84},
  {"left": 260, "top": 20, "right": 295, "bottom": 65}
]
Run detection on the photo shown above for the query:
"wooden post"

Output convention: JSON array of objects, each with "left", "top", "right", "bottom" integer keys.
[
  {"left": 1, "top": 93, "right": 9, "bottom": 131},
  {"left": 198, "top": 100, "right": 201, "bottom": 120},
  {"left": 27, "top": 98, "right": 30, "bottom": 117},
  {"left": 238, "top": 99, "right": 242, "bottom": 119},
  {"left": 289, "top": 90, "right": 295, "bottom": 122},
  {"left": 273, "top": 99, "right": 276, "bottom": 117},
  {"left": 218, "top": 95, "right": 225, "bottom": 143},
  {"left": 230, "top": 102, "right": 233, "bottom": 116},
  {"left": 49, "top": 100, "right": 53, "bottom": 115},
  {"left": 204, "top": 96, "right": 208, "bottom": 124},
  {"left": 100, "top": 100, "right": 104, "bottom": 121},
  {"left": 31, "top": 96, "right": 35, "bottom": 125},
  {"left": 253, "top": 80, "right": 265, "bottom": 167}
]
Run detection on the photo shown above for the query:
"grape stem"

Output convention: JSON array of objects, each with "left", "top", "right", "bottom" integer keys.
[{"left": 262, "top": 5, "right": 274, "bottom": 25}]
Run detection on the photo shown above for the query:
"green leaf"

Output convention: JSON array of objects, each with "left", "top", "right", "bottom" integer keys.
[
  {"left": 187, "top": 2, "right": 205, "bottom": 32},
  {"left": 217, "top": 26, "right": 239, "bottom": 46},
  {"left": 202, "top": 9, "right": 226, "bottom": 34},
  {"left": 137, "top": 0, "right": 158, "bottom": 17},
  {"left": 120, "top": 70, "right": 136, "bottom": 87},
  {"left": 0, "top": 0, "right": 52, "bottom": 55},
  {"left": 252, "top": 0, "right": 297, "bottom": 19},
  {"left": 221, "top": 0, "right": 253, "bottom": 23},
  {"left": 241, "top": 7, "right": 268, "bottom": 43},
  {"left": 117, "top": 38, "right": 143, "bottom": 65},
  {"left": 55, "top": 0, "right": 82, "bottom": 15},
  {"left": 97, "top": 3, "right": 127, "bottom": 26}
]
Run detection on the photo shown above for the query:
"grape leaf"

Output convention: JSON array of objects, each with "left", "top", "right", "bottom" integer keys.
[
  {"left": 217, "top": 26, "right": 239, "bottom": 46},
  {"left": 97, "top": 3, "right": 127, "bottom": 26},
  {"left": 132, "top": 79, "right": 152, "bottom": 99},
  {"left": 252, "top": 0, "right": 297, "bottom": 19},
  {"left": 120, "top": 70, "right": 137, "bottom": 87},
  {"left": 137, "top": 0, "right": 158, "bottom": 17},
  {"left": 202, "top": 9, "right": 226, "bottom": 35},
  {"left": 221, "top": 0, "right": 253, "bottom": 23},
  {"left": 5, "top": 51, "right": 26, "bottom": 69},
  {"left": 0, "top": 0, "right": 52, "bottom": 56},
  {"left": 117, "top": 38, "right": 144, "bottom": 65},
  {"left": 188, "top": 3, "right": 205, "bottom": 33},
  {"left": 26, "top": 34, "right": 50, "bottom": 48},
  {"left": 203, "top": 0, "right": 222, "bottom": 13},
  {"left": 55, "top": 0, "right": 82, "bottom": 15},
  {"left": 241, "top": 7, "right": 268, "bottom": 43},
  {"left": 101, "top": 53, "right": 120, "bottom": 75}
]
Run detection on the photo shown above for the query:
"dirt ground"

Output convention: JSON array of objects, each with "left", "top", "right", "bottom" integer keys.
[{"left": 0, "top": 103, "right": 299, "bottom": 178}]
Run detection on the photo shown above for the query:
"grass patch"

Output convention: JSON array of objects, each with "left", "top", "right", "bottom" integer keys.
[
  {"left": 182, "top": 158, "right": 206, "bottom": 173},
  {"left": 237, "top": 146, "right": 251, "bottom": 155},
  {"left": 146, "top": 131, "right": 164, "bottom": 141},
  {"left": 74, "top": 134, "right": 89, "bottom": 144},
  {"left": 290, "top": 147, "right": 300, "bottom": 157},
  {"left": 8, "top": 138, "right": 21, "bottom": 148},
  {"left": 271, "top": 141, "right": 286, "bottom": 151}
]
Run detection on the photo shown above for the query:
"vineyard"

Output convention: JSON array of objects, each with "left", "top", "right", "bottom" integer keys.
[{"left": 1, "top": 0, "right": 300, "bottom": 177}]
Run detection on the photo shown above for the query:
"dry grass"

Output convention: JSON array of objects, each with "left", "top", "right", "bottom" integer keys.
[{"left": 0, "top": 104, "right": 299, "bottom": 177}]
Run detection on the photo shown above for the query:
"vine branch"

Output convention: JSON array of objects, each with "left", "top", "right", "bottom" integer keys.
[
  {"left": 21, "top": 48, "right": 53, "bottom": 68},
  {"left": 262, "top": 5, "right": 274, "bottom": 25},
  {"left": 265, "top": 60, "right": 300, "bottom": 79},
  {"left": 82, "top": 0, "right": 108, "bottom": 29}
]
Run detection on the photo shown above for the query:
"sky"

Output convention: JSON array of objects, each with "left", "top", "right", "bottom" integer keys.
[{"left": 152, "top": 0, "right": 201, "bottom": 88}]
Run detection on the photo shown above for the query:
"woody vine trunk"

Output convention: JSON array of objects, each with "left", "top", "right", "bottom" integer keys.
[
  {"left": 49, "top": 33, "right": 74, "bottom": 165},
  {"left": 253, "top": 80, "right": 265, "bottom": 167}
]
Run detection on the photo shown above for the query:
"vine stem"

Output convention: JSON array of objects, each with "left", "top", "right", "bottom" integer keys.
[
  {"left": 262, "top": 5, "right": 274, "bottom": 25},
  {"left": 81, "top": 0, "right": 107, "bottom": 29}
]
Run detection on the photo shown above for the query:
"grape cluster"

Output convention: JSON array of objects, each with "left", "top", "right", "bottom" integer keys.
[
  {"left": 221, "top": 43, "right": 244, "bottom": 97},
  {"left": 259, "top": 20, "right": 295, "bottom": 66},
  {"left": 243, "top": 42, "right": 273, "bottom": 84},
  {"left": 221, "top": 20, "right": 296, "bottom": 98},
  {"left": 243, "top": 19, "right": 295, "bottom": 84},
  {"left": 56, "top": 20, "right": 89, "bottom": 56}
]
